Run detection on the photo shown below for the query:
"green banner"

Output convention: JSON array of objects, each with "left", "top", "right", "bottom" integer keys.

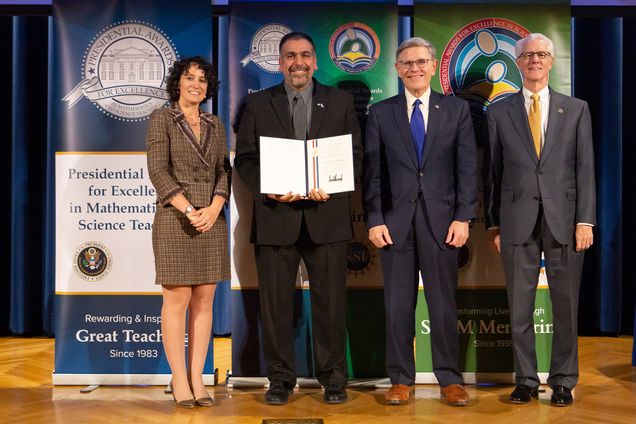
[
  {"left": 415, "top": 288, "right": 553, "bottom": 378},
  {"left": 416, "top": 3, "right": 571, "bottom": 95},
  {"left": 413, "top": 2, "right": 569, "bottom": 382}
]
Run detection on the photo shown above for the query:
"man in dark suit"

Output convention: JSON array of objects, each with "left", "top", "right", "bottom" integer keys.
[
  {"left": 484, "top": 33, "right": 596, "bottom": 406},
  {"left": 234, "top": 32, "right": 362, "bottom": 405},
  {"left": 363, "top": 37, "right": 477, "bottom": 406}
]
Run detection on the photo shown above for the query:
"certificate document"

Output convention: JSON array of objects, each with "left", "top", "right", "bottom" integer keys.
[{"left": 260, "top": 134, "right": 354, "bottom": 196}]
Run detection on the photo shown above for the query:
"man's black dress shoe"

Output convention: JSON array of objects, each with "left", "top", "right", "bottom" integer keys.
[
  {"left": 265, "top": 380, "right": 293, "bottom": 405},
  {"left": 324, "top": 384, "right": 347, "bottom": 404},
  {"left": 509, "top": 384, "right": 539, "bottom": 404},
  {"left": 551, "top": 385, "right": 573, "bottom": 406}
]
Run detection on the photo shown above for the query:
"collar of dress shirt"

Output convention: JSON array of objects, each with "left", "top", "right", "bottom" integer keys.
[
  {"left": 284, "top": 81, "right": 313, "bottom": 106},
  {"left": 522, "top": 85, "right": 550, "bottom": 108},
  {"left": 405, "top": 86, "right": 431, "bottom": 112}
]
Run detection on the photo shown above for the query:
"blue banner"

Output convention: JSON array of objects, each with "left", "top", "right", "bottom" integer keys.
[{"left": 52, "top": 0, "right": 214, "bottom": 385}]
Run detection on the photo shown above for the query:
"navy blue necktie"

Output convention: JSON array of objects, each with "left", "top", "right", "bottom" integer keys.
[{"left": 410, "top": 99, "right": 426, "bottom": 167}]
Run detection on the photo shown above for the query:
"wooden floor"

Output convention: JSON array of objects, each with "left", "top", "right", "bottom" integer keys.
[{"left": 0, "top": 336, "right": 634, "bottom": 423}]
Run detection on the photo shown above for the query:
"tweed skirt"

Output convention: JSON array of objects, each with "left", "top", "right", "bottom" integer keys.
[{"left": 152, "top": 205, "right": 230, "bottom": 285}]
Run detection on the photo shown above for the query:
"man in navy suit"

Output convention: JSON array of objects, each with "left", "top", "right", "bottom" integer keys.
[
  {"left": 484, "top": 33, "right": 595, "bottom": 406},
  {"left": 363, "top": 37, "right": 477, "bottom": 405}
]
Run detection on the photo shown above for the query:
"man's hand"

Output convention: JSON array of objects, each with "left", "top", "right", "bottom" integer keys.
[
  {"left": 575, "top": 224, "right": 593, "bottom": 252},
  {"left": 308, "top": 188, "right": 330, "bottom": 202},
  {"left": 488, "top": 229, "right": 501, "bottom": 253},
  {"left": 267, "top": 192, "right": 304, "bottom": 202},
  {"left": 445, "top": 221, "right": 469, "bottom": 248},
  {"left": 369, "top": 225, "right": 393, "bottom": 248}
]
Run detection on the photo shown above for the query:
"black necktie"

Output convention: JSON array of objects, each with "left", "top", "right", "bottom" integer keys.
[{"left": 293, "top": 94, "right": 307, "bottom": 140}]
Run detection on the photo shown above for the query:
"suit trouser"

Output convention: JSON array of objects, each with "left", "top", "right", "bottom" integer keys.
[
  {"left": 380, "top": 201, "right": 463, "bottom": 387},
  {"left": 254, "top": 219, "right": 348, "bottom": 388},
  {"left": 501, "top": 206, "right": 584, "bottom": 389}
]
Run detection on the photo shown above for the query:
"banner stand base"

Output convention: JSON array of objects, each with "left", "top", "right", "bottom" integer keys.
[
  {"left": 52, "top": 368, "right": 219, "bottom": 386},
  {"left": 226, "top": 375, "right": 392, "bottom": 389},
  {"left": 80, "top": 384, "right": 100, "bottom": 393},
  {"left": 227, "top": 373, "right": 548, "bottom": 388}
]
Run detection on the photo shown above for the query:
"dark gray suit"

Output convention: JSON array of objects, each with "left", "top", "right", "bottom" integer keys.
[{"left": 484, "top": 89, "right": 596, "bottom": 389}]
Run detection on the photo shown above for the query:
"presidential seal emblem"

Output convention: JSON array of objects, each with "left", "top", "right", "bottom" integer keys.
[
  {"left": 241, "top": 23, "right": 293, "bottom": 73},
  {"left": 329, "top": 22, "right": 380, "bottom": 74},
  {"left": 63, "top": 20, "right": 178, "bottom": 121},
  {"left": 73, "top": 241, "right": 113, "bottom": 282}
]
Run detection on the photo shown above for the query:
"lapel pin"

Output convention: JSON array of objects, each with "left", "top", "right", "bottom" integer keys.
[
  {"left": 317, "top": 103, "right": 324, "bottom": 108},
  {"left": 434, "top": 104, "right": 439, "bottom": 109},
  {"left": 558, "top": 107, "right": 564, "bottom": 114}
]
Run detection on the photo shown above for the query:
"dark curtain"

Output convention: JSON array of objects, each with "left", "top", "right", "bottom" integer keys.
[
  {"left": 1, "top": 6, "right": 634, "bottom": 341},
  {"left": 0, "top": 14, "right": 232, "bottom": 337},
  {"left": 574, "top": 15, "right": 635, "bottom": 336},
  {"left": 1, "top": 16, "right": 52, "bottom": 335}
]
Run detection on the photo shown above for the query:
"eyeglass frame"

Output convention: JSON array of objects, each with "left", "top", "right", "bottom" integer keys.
[
  {"left": 397, "top": 58, "right": 434, "bottom": 70},
  {"left": 517, "top": 51, "right": 552, "bottom": 60}
]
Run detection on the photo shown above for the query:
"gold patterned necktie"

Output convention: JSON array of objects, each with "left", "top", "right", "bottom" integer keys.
[{"left": 528, "top": 94, "right": 542, "bottom": 157}]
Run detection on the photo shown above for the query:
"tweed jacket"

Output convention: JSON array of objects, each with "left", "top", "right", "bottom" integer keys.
[{"left": 146, "top": 103, "right": 230, "bottom": 208}]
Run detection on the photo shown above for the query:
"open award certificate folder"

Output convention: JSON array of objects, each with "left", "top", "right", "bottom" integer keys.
[{"left": 259, "top": 134, "right": 354, "bottom": 196}]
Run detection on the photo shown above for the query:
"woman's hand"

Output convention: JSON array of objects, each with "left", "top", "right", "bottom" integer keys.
[
  {"left": 188, "top": 196, "right": 226, "bottom": 233},
  {"left": 188, "top": 206, "right": 220, "bottom": 233}
]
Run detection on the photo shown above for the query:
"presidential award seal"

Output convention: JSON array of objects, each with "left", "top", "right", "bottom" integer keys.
[
  {"left": 63, "top": 20, "right": 178, "bottom": 121},
  {"left": 241, "top": 23, "right": 293, "bottom": 73},
  {"left": 329, "top": 22, "right": 380, "bottom": 74},
  {"left": 73, "top": 241, "right": 113, "bottom": 282},
  {"left": 440, "top": 18, "right": 529, "bottom": 109}
]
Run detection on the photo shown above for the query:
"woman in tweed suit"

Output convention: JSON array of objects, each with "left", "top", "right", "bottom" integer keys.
[{"left": 146, "top": 57, "right": 230, "bottom": 408}]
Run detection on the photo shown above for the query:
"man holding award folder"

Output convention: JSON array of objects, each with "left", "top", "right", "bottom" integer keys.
[
  {"left": 363, "top": 37, "right": 477, "bottom": 406},
  {"left": 235, "top": 32, "right": 362, "bottom": 405}
]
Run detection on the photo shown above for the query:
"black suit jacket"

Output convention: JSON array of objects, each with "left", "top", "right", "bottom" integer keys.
[
  {"left": 363, "top": 90, "right": 478, "bottom": 249},
  {"left": 484, "top": 89, "right": 596, "bottom": 245},
  {"left": 235, "top": 80, "right": 362, "bottom": 246}
]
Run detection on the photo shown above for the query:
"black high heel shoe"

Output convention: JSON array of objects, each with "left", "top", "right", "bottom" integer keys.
[{"left": 169, "top": 382, "right": 195, "bottom": 408}]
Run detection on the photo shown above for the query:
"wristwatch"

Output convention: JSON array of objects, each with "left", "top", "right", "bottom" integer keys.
[{"left": 184, "top": 205, "right": 194, "bottom": 215}]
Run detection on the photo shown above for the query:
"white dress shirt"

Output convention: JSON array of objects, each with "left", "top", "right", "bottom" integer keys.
[
  {"left": 405, "top": 87, "right": 431, "bottom": 130},
  {"left": 522, "top": 85, "right": 550, "bottom": 147}
]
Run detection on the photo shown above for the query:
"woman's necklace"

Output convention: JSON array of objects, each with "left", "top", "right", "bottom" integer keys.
[{"left": 185, "top": 113, "right": 200, "bottom": 128}]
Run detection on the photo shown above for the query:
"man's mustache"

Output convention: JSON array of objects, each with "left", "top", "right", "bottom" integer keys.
[{"left": 288, "top": 65, "right": 310, "bottom": 72}]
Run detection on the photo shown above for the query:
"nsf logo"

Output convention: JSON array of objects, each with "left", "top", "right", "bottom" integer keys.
[
  {"left": 439, "top": 18, "right": 529, "bottom": 110},
  {"left": 63, "top": 20, "right": 178, "bottom": 121}
]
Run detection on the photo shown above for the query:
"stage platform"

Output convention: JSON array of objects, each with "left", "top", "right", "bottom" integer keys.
[{"left": 1, "top": 336, "right": 634, "bottom": 423}]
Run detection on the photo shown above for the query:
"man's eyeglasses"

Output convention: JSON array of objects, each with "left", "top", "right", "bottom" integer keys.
[
  {"left": 397, "top": 58, "right": 432, "bottom": 69},
  {"left": 517, "top": 51, "right": 551, "bottom": 60}
]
